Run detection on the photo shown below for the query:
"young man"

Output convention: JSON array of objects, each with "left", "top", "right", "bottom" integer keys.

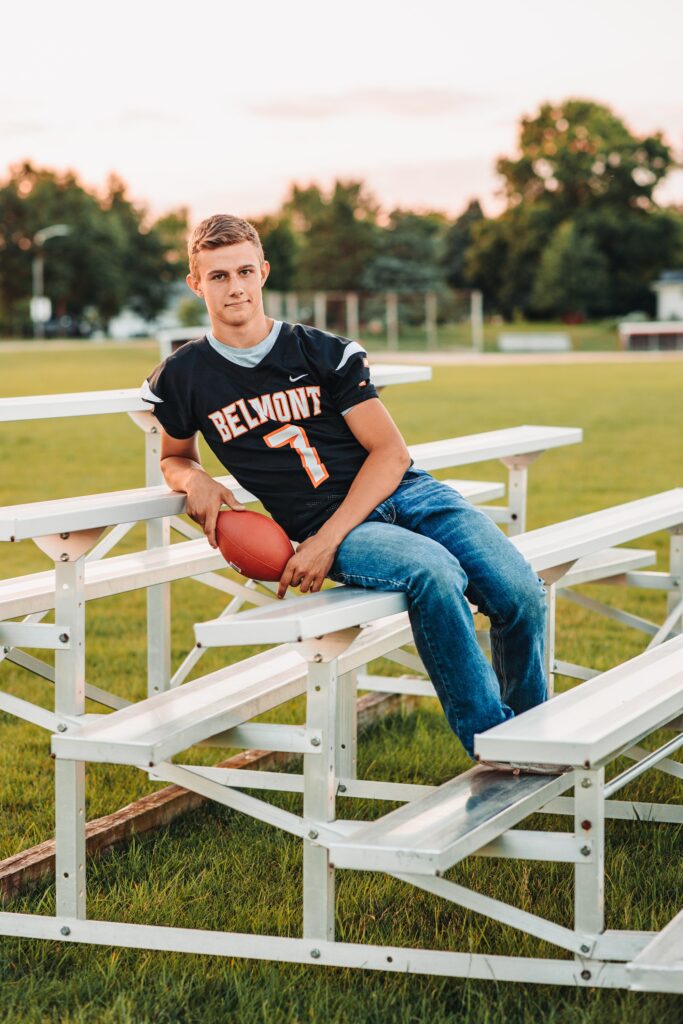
[{"left": 141, "top": 214, "right": 549, "bottom": 766}]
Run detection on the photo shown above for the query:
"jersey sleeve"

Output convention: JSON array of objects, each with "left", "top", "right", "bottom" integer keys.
[
  {"left": 140, "top": 359, "right": 199, "bottom": 439},
  {"left": 310, "top": 333, "right": 378, "bottom": 413}
]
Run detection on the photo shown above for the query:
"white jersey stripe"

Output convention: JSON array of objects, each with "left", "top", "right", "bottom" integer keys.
[
  {"left": 334, "top": 340, "right": 367, "bottom": 373},
  {"left": 140, "top": 379, "right": 163, "bottom": 404}
]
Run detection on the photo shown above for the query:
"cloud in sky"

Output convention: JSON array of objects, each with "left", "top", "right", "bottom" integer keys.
[
  {"left": 251, "top": 88, "right": 488, "bottom": 120},
  {"left": 0, "top": 119, "right": 47, "bottom": 138},
  {"left": 112, "top": 108, "right": 181, "bottom": 127},
  {"left": 2, "top": 1, "right": 683, "bottom": 219},
  {"left": 363, "top": 155, "right": 503, "bottom": 216}
]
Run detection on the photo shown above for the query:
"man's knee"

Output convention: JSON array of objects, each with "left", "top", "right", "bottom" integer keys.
[
  {"left": 488, "top": 569, "right": 546, "bottom": 629},
  {"left": 516, "top": 573, "right": 547, "bottom": 629},
  {"left": 409, "top": 548, "right": 468, "bottom": 598}
]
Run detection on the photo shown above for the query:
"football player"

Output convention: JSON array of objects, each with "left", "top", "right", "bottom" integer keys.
[{"left": 141, "top": 214, "right": 548, "bottom": 761}]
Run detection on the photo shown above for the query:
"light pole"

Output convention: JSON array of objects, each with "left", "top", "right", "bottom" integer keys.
[{"left": 32, "top": 224, "right": 71, "bottom": 339}]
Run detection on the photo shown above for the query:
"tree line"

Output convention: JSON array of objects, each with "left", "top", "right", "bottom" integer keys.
[
  {"left": 0, "top": 163, "right": 187, "bottom": 336},
  {"left": 255, "top": 99, "right": 683, "bottom": 321},
  {"left": 1, "top": 98, "right": 682, "bottom": 335}
]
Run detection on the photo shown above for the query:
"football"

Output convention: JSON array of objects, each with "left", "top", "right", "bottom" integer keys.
[{"left": 215, "top": 510, "right": 295, "bottom": 581}]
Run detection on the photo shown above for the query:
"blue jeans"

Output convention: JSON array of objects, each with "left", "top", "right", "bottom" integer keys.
[{"left": 328, "top": 468, "right": 547, "bottom": 758}]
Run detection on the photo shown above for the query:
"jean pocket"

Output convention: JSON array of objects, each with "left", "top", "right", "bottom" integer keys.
[
  {"left": 373, "top": 499, "right": 396, "bottom": 524},
  {"left": 398, "top": 466, "right": 427, "bottom": 486}
]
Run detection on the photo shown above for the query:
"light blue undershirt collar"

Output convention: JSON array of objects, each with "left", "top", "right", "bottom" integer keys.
[
  {"left": 207, "top": 320, "right": 282, "bottom": 368},
  {"left": 207, "top": 319, "right": 353, "bottom": 417}
]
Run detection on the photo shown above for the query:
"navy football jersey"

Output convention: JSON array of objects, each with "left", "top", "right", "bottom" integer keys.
[{"left": 141, "top": 322, "right": 379, "bottom": 540}]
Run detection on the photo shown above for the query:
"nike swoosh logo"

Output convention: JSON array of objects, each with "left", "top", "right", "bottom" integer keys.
[{"left": 289, "top": 373, "right": 308, "bottom": 382}]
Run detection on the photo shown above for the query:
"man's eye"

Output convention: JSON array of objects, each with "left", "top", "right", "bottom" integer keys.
[{"left": 240, "top": 268, "right": 253, "bottom": 275}]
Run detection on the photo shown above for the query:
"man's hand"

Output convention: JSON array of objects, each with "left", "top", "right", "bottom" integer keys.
[
  {"left": 157, "top": 429, "right": 245, "bottom": 548},
  {"left": 185, "top": 470, "right": 245, "bottom": 548},
  {"left": 277, "top": 534, "right": 338, "bottom": 599}
]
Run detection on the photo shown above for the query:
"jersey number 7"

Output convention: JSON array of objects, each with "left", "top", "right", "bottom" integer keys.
[{"left": 263, "top": 424, "right": 330, "bottom": 487}]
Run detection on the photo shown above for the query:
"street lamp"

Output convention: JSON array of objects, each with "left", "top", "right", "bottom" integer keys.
[{"left": 31, "top": 224, "right": 71, "bottom": 339}]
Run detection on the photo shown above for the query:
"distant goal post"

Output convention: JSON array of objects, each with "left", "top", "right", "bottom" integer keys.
[{"left": 264, "top": 290, "right": 484, "bottom": 352}]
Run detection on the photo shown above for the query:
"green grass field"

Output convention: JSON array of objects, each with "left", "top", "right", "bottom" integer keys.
[{"left": 0, "top": 343, "right": 681, "bottom": 1023}]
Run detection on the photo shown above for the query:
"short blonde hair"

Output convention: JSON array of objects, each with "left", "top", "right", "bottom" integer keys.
[{"left": 188, "top": 214, "right": 264, "bottom": 279}]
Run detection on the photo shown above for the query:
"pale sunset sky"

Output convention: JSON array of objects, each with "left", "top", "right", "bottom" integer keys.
[{"left": 2, "top": 0, "right": 682, "bottom": 223}]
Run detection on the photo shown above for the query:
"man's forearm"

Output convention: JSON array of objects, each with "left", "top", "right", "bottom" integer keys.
[
  {"left": 160, "top": 456, "right": 208, "bottom": 492},
  {"left": 316, "top": 445, "right": 411, "bottom": 547},
  {"left": 159, "top": 455, "right": 245, "bottom": 545}
]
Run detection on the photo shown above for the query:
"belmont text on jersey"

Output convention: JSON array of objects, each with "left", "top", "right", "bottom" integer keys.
[{"left": 208, "top": 384, "right": 322, "bottom": 442}]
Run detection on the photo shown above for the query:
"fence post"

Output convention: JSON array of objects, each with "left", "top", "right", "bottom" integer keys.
[
  {"left": 425, "top": 292, "right": 438, "bottom": 349},
  {"left": 471, "top": 289, "right": 484, "bottom": 352},
  {"left": 285, "top": 293, "right": 298, "bottom": 324},
  {"left": 346, "top": 293, "right": 360, "bottom": 340},
  {"left": 314, "top": 292, "right": 327, "bottom": 331},
  {"left": 386, "top": 293, "right": 399, "bottom": 351},
  {"left": 264, "top": 291, "right": 283, "bottom": 319}
]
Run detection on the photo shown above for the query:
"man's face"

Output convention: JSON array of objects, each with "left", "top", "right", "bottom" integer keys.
[{"left": 188, "top": 241, "right": 270, "bottom": 331}]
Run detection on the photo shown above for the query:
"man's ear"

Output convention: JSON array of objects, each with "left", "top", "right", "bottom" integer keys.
[
  {"left": 260, "top": 260, "right": 270, "bottom": 287},
  {"left": 186, "top": 273, "right": 202, "bottom": 297}
]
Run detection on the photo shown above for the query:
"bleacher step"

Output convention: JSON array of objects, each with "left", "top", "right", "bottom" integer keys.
[
  {"left": 558, "top": 547, "right": 655, "bottom": 588},
  {"left": 52, "top": 647, "right": 308, "bottom": 766},
  {"left": 52, "top": 613, "right": 413, "bottom": 766},
  {"left": 626, "top": 908, "right": 683, "bottom": 993},
  {"left": 327, "top": 765, "right": 572, "bottom": 875},
  {"left": 475, "top": 633, "right": 683, "bottom": 769}
]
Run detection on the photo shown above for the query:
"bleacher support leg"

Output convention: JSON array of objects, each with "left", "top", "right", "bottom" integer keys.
[
  {"left": 500, "top": 453, "right": 538, "bottom": 536},
  {"left": 303, "top": 659, "right": 338, "bottom": 940},
  {"left": 336, "top": 671, "right": 357, "bottom": 782},
  {"left": 668, "top": 527, "right": 683, "bottom": 634},
  {"left": 54, "top": 557, "right": 87, "bottom": 919},
  {"left": 573, "top": 769, "right": 605, "bottom": 944},
  {"left": 144, "top": 422, "right": 171, "bottom": 695},
  {"left": 545, "top": 583, "right": 557, "bottom": 696}
]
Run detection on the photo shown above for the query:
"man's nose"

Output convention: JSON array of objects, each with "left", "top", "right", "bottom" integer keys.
[{"left": 229, "top": 276, "right": 244, "bottom": 295}]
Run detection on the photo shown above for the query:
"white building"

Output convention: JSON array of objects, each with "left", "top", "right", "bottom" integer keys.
[{"left": 651, "top": 270, "right": 683, "bottom": 320}]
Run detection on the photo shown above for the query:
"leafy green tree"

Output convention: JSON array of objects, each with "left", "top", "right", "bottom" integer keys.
[
  {"left": 497, "top": 98, "right": 673, "bottom": 214},
  {"left": 283, "top": 180, "right": 380, "bottom": 291},
  {"left": 0, "top": 162, "right": 187, "bottom": 335},
  {"left": 467, "top": 203, "right": 557, "bottom": 319},
  {"left": 574, "top": 205, "right": 683, "bottom": 315},
  {"left": 251, "top": 214, "right": 298, "bottom": 291},
  {"left": 467, "top": 99, "right": 681, "bottom": 317},
  {"left": 530, "top": 221, "right": 610, "bottom": 318},
  {"left": 103, "top": 175, "right": 189, "bottom": 322},
  {"left": 442, "top": 200, "right": 484, "bottom": 289},
  {"left": 0, "top": 162, "right": 122, "bottom": 333},
  {"left": 362, "top": 209, "right": 447, "bottom": 293}
]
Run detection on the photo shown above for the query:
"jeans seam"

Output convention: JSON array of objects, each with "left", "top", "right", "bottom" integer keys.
[
  {"left": 333, "top": 569, "right": 462, "bottom": 729},
  {"left": 332, "top": 571, "right": 406, "bottom": 589},
  {"left": 491, "top": 623, "right": 509, "bottom": 702},
  {"left": 374, "top": 502, "right": 396, "bottom": 525},
  {"left": 407, "top": 592, "right": 462, "bottom": 729}
]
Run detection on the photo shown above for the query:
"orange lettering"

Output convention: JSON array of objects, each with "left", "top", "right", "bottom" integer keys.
[
  {"left": 272, "top": 391, "right": 292, "bottom": 422},
  {"left": 208, "top": 409, "right": 231, "bottom": 442},
  {"left": 287, "top": 386, "right": 310, "bottom": 419},
  {"left": 305, "top": 386, "right": 321, "bottom": 415},
  {"left": 223, "top": 402, "right": 247, "bottom": 437},
  {"left": 248, "top": 394, "right": 275, "bottom": 423},
  {"left": 236, "top": 397, "right": 261, "bottom": 430}
]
